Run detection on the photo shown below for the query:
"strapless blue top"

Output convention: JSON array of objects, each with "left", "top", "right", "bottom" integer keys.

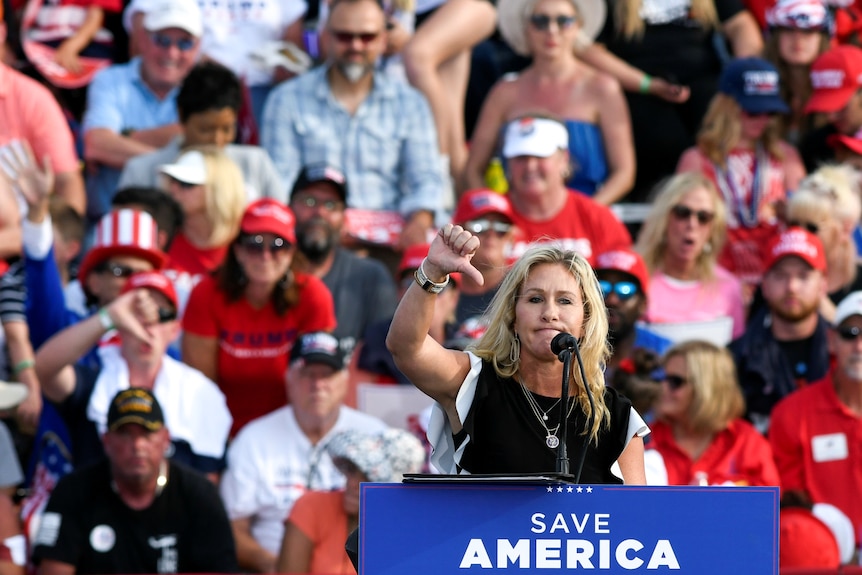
[{"left": 564, "top": 120, "right": 608, "bottom": 196}]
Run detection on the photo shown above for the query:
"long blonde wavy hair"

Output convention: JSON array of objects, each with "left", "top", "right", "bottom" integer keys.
[
  {"left": 696, "top": 94, "right": 786, "bottom": 166},
  {"left": 615, "top": 0, "right": 718, "bottom": 40},
  {"left": 188, "top": 146, "right": 247, "bottom": 247},
  {"left": 469, "top": 244, "right": 611, "bottom": 444}
]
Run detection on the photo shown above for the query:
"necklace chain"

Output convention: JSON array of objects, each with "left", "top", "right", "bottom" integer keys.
[{"left": 517, "top": 377, "right": 575, "bottom": 449}]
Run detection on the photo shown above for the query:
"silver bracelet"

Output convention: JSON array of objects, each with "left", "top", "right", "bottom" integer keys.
[{"left": 414, "top": 258, "right": 449, "bottom": 294}]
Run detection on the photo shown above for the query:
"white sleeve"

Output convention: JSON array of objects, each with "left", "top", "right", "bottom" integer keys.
[{"left": 219, "top": 433, "right": 263, "bottom": 520}]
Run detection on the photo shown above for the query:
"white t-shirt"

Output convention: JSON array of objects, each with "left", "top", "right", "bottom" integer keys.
[
  {"left": 198, "top": 0, "right": 308, "bottom": 87},
  {"left": 219, "top": 405, "right": 388, "bottom": 554}
]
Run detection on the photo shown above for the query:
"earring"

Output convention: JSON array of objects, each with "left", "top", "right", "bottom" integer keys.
[
  {"left": 509, "top": 333, "right": 520, "bottom": 364},
  {"left": 702, "top": 242, "right": 713, "bottom": 254}
]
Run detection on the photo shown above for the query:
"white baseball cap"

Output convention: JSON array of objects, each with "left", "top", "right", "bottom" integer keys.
[
  {"left": 143, "top": 0, "right": 203, "bottom": 38},
  {"left": 502, "top": 117, "right": 569, "bottom": 159},
  {"left": 834, "top": 290, "right": 862, "bottom": 326},
  {"left": 160, "top": 150, "right": 207, "bottom": 185}
]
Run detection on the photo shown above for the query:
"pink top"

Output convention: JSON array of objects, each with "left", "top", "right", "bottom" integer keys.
[
  {"left": 645, "top": 267, "right": 746, "bottom": 339},
  {"left": 0, "top": 64, "right": 80, "bottom": 175}
]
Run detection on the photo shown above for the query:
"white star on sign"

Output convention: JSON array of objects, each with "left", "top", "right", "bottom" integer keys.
[
  {"left": 586, "top": 486, "right": 593, "bottom": 493},
  {"left": 576, "top": 486, "right": 583, "bottom": 493},
  {"left": 567, "top": 486, "right": 574, "bottom": 493},
  {"left": 557, "top": 486, "right": 564, "bottom": 492},
  {"left": 547, "top": 486, "right": 554, "bottom": 492}
]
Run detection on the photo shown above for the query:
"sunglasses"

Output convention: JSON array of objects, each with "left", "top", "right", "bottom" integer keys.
[
  {"left": 598, "top": 280, "right": 639, "bottom": 301},
  {"left": 167, "top": 176, "right": 198, "bottom": 190},
  {"left": 239, "top": 234, "right": 291, "bottom": 254},
  {"left": 671, "top": 204, "right": 715, "bottom": 225},
  {"left": 151, "top": 33, "right": 196, "bottom": 52},
  {"left": 158, "top": 307, "right": 178, "bottom": 323},
  {"left": 837, "top": 325, "right": 862, "bottom": 341},
  {"left": 663, "top": 374, "right": 689, "bottom": 390},
  {"left": 789, "top": 220, "right": 819, "bottom": 235},
  {"left": 464, "top": 219, "right": 512, "bottom": 236},
  {"left": 96, "top": 262, "right": 148, "bottom": 279},
  {"left": 331, "top": 30, "right": 380, "bottom": 44},
  {"left": 295, "top": 196, "right": 344, "bottom": 211},
  {"left": 529, "top": 14, "right": 577, "bottom": 31}
]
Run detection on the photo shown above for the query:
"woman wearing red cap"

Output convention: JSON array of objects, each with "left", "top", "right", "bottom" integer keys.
[{"left": 182, "top": 199, "right": 336, "bottom": 435}]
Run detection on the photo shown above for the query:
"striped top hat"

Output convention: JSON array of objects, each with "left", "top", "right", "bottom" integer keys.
[{"left": 78, "top": 209, "right": 168, "bottom": 283}]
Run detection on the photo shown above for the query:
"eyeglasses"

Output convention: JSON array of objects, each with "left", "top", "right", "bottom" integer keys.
[
  {"left": 789, "top": 220, "right": 820, "bottom": 235},
  {"left": 331, "top": 29, "right": 380, "bottom": 44},
  {"left": 529, "top": 14, "right": 577, "bottom": 31},
  {"left": 598, "top": 280, "right": 639, "bottom": 301},
  {"left": 464, "top": 219, "right": 512, "bottom": 236},
  {"left": 158, "top": 307, "right": 178, "bottom": 323},
  {"left": 239, "top": 234, "right": 291, "bottom": 255},
  {"left": 671, "top": 204, "right": 715, "bottom": 225},
  {"left": 837, "top": 325, "right": 862, "bottom": 341},
  {"left": 150, "top": 33, "right": 196, "bottom": 52},
  {"left": 663, "top": 374, "right": 689, "bottom": 390},
  {"left": 295, "top": 196, "right": 344, "bottom": 211},
  {"left": 96, "top": 262, "right": 149, "bottom": 279}
]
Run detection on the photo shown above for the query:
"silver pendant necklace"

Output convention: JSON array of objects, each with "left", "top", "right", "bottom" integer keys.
[{"left": 518, "top": 377, "right": 575, "bottom": 449}]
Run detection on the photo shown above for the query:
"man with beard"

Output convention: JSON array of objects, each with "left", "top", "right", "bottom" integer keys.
[
  {"left": 769, "top": 290, "right": 862, "bottom": 552},
  {"left": 593, "top": 248, "right": 671, "bottom": 379},
  {"left": 289, "top": 164, "right": 397, "bottom": 356},
  {"left": 261, "top": 0, "right": 444, "bottom": 249},
  {"left": 730, "top": 227, "right": 831, "bottom": 434}
]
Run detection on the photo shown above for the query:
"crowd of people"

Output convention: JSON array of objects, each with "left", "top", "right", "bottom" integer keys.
[{"left": 0, "top": 0, "right": 862, "bottom": 570}]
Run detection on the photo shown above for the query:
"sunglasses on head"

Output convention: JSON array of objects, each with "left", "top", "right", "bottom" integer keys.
[
  {"left": 789, "top": 220, "right": 819, "bottom": 235},
  {"left": 331, "top": 29, "right": 380, "bottom": 44},
  {"left": 151, "top": 33, "right": 196, "bottom": 52},
  {"left": 671, "top": 204, "right": 715, "bottom": 225},
  {"left": 598, "top": 280, "right": 639, "bottom": 301},
  {"left": 239, "top": 234, "right": 291, "bottom": 254},
  {"left": 663, "top": 374, "right": 688, "bottom": 390},
  {"left": 96, "top": 262, "right": 147, "bottom": 279},
  {"left": 837, "top": 325, "right": 862, "bottom": 341},
  {"left": 529, "top": 14, "right": 577, "bottom": 31},
  {"left": 296, "top": 196, "right": 343, "bottom": 211},
  {"left": 464, "top": 219, "right": 512, "bottom": 236}
]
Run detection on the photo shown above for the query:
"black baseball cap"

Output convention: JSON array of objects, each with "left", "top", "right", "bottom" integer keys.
[
  {"left": 290, "top": 332, "right": 346, "bottom": 371},
  {"left": 290, "top": 164, "right": 348, "bottom": 202},
  {"left": 107, "top": 388, "right": 165, "bottom": 432}
]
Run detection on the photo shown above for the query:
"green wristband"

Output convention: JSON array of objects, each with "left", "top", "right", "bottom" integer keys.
[
  {"left": 639, "top": 74, "right": 652, "bottom": 95},
  {"left": 12, "top": 358, "right": 35, "bottom": 376}
]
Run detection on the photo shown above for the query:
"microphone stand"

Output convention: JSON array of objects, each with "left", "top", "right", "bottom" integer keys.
[
  {"left": 555, "top": 348, "right": 572, "bottom": 475},
  {"left": 571, "top": 341, "right": 595, "bottom": 484}
]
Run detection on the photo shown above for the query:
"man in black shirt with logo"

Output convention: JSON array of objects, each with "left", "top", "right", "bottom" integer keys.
[{"left": 32, "top": 389, "right": 238, "bottom": 574}]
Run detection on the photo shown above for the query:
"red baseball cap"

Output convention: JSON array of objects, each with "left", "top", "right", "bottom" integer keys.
[
  {"left": 594, "top": 248, "right": 650, "bottom": 297},
  {"left": 779, "top": 507, "right": 840, "bottom": 568},
  {"left": 79, "top": 209, "right": 167, "bottom": 283},
  {"left": 121, "top": 271, "right": 179, "bottom": 308},
  {"left": 763, "top": 227, "right": 827, "bottom": 272},
  {"left": 240, "top": 199, "right": 296, "bottom": 244},
  {"left": 453, "top": 189, "right": 514, "bottom": 225},
  {"left": 827, "top": 126, "right": 862, "bottom": 154},
  {"left": 806, "top": 45, "right": 862, "bottom": 113}
]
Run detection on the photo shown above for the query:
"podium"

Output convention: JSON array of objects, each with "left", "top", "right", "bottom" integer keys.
[{"left": 359, "top": 476, "right": 779, "bottom": 574}]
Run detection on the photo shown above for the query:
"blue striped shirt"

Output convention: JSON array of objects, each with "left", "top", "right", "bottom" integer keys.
[{"left": 261, "top": 65, "right": 445, "bottom": 216}]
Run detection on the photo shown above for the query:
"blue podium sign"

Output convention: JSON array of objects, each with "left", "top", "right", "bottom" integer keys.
[{"left": 360, "top": 482, "right": 779, "bottom": 574}]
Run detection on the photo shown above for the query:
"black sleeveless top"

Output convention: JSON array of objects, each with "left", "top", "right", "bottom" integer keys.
[{"left": 457, "top": 360, "right": 633, "bottom": 483}]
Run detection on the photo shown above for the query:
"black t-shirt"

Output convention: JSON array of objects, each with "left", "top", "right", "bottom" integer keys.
[
  {"left": 775, "top": 335, "right": 817, "bottom": 382},
  {"left": 799, "top": 123, "right": 838, "bottom": 173},
  {"left": 457, "top": 361, "right": 633, "bottom": 482},
  {"left": 597, "top": 0, "right": 745, "bottom": 82},
  {"left": 32, "top": 459, "right": 239, "bottom": 574}
]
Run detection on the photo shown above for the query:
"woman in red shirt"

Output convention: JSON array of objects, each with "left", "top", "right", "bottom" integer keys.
[
  {"left": 645, "top": 339, "right": 780, "bottom": 487},
  {"left": 182, "top": 199, "right": 336, "bottom": 436}
]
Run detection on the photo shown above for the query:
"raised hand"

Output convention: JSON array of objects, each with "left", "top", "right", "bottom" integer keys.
[
  {"left": 425, "top": 223, "right": 484, "bottom": 285},
  {"left": 0, "top": 139, "right": 54, "bottom": 211},
  {"left": 105, "top": 289, "right": 162, "bottom": 344}
]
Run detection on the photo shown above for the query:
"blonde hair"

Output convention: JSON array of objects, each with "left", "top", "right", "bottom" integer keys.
[
  {"left": 696, "top": 94, "right": 786, "bottom": 166},
  {"left": 615, "top": 0, "right": 717, "bottom": 40},
  {"left": 192, "top": 147, "right": 247, "bottom": 246},
  {"left": 789, "top": 164, "right": 862, "bottom": 281},
  {"left": 662, "top": 340, "right": 744, "bottom": 434},
  {"left": 469, "top": 244, "right": 611, "bottom": 443},
  {"left": 636, "top": 172, "right": 728, "bottom": 282}
]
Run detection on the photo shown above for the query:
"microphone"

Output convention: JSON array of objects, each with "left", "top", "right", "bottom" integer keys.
[{"left": 551, "top": 333, "right": 578, "bottom": 356}]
